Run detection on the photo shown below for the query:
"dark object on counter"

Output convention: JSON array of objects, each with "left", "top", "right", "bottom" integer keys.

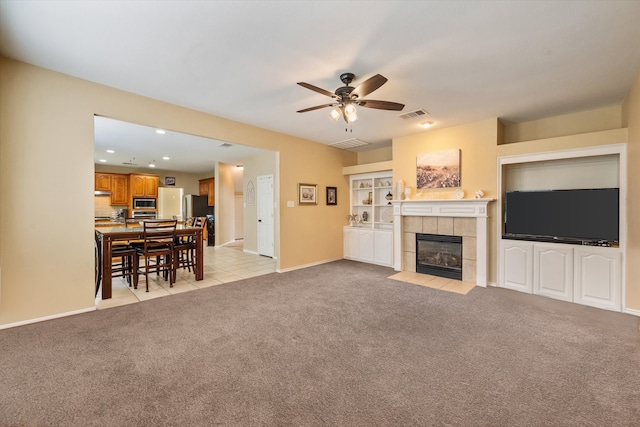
[{"left": 207, "top": 215, "right": 215, "bottom": 247}]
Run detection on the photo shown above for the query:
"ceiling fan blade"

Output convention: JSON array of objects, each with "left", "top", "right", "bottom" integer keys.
[
  {"left": 297, "top": 103, "right": 336, "bottom": 113},
  {"left": 297, "top": 82, "right": 335, "bottom": 98},
  {"left": 358, "top": 100, "right": 405, "bottom": 111},
  {"left": 351, "top": 74, "right": 387, "bottom": 98}
]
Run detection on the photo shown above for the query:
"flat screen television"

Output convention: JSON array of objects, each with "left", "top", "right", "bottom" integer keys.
[{"left": 504, "top": 188, "right": 619, "bottom": 244}]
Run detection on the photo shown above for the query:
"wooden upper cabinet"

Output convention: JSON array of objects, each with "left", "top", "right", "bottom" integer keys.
[
  {"left": 199, "top": 177, "right": 215, "bottom": 206},
  {"left": 94, "top": 173, "right": 129, "bottom": 205},
  {"left": 95, "top": 173, "right": 111, "bottom": 191},
  {"left": 110, "top": 174, "right": 128, "bottom": 205},
  {"left": 130, "top": 174, "right": 158, "bottom": 198}
]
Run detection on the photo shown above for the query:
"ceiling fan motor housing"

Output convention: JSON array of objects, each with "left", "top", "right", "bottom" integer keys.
[{"left": 339, "top": 72, "right": 355, "bottom": 85}]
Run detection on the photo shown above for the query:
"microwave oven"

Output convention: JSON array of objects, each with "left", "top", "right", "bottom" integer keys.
[{"left": 133, "top": 198, "right": 156, "bottom": 209}]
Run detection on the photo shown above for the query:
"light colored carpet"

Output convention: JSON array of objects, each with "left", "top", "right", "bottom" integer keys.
[{"left": 1, "top": 260, "right": 638, "bottom": 426}]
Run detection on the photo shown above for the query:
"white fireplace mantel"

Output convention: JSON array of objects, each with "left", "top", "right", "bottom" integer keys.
[{"left": 392, "top": 199, "right": 494, "bottom": 286}]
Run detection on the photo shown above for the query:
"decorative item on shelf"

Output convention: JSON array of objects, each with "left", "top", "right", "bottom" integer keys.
[
  {"left": 396, "top": 180, "right": 405, "bottom": 200},
  {"left": 453, "top": 189, "right": 465, "bottom": 200},
  {"left": 380, "top": 207, "right": 393, "bottom": 223},
  {"left": 385, "top": 191, "right": 393, "bottom": 201},
  {"left": 475, "top": 189, "right": 485, "bottom": 199},
  {"left": 346, "top": 213, "right": 358, "bottom": 227},
  {"left": 404, "top": 186, "right": 412, "bottom": 200},
  {"left": 362, "top": 211, "right": 369, "bottom": 222}
]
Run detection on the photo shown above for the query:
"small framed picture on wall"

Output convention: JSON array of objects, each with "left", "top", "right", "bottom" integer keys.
[
  {"left": 298, "top": 183, "right": 318, "bottom": 205},
  {"left": 165, "top": 176, "right": 176, "bottom": 186},
  {"left": 326, "top": 187, "right": 337, "bottom": 205}
]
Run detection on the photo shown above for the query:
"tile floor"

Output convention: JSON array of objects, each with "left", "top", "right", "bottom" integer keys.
[
  {"left": 388, "top": 271, "right": 476, "bottom": 295},
  {"left": 96, "top": 241, "right": 277, "bottom": 309}
]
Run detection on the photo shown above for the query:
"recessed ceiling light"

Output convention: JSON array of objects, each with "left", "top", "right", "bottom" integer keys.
[
  {"left": 162, "top": 156, "right": 170, "bottom": 160},
  {"left": 155, "top": 129, "right": 166, "bottom": 134},
  {"left": 420, "top": 121, "right": 434, "bottom": 128},
  {"left": 149, "top": 161, "right": 156, "bottom": 167},
  {"left": 99, "top": 159, "right": 107, "bottom": 162},
  {"left": 106, "top": 149, "right": 115, "bottom": 154}
]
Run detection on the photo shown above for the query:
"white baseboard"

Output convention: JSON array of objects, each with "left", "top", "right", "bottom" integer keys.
[
  {"left": 0, "top": 306, "right": 96, "bottom": 330},
  {"left": 622, "top": 307, "right": 640, "bottom": 317}
]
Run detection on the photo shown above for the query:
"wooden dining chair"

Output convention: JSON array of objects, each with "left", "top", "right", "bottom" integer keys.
[
  {"left": 95, "top": 230, "right": 139, "bottom": 292},
  {"left": 174, "top": 217, "right": 205, "bottom": 276},
  {"left": 135, "top": 219, "right": 177, "bottom": 292}
]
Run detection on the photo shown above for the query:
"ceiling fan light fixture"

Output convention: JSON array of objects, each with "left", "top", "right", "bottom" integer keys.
[
  {"left": 329, "top": 107, "right": 342, "bottom": 121},
  {"left": 344, "top": 104, "right": 358, "bottom": 123}
]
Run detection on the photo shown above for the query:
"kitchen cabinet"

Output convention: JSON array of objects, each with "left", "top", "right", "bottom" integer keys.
[
  {"left": 199, "top": 177, "right": 215, "bottom": 206},
  {"left": 110, "top": 174, "right": 129, "bottom": 205},
  {"left": 95, "top": 173, "right": 111, "bottom": 191},
  {"left": 129, "top": 174, "right": 158, "bottom": 198},
  {"left": 94, "top": 172, "right": 128, "bottom": 206}
]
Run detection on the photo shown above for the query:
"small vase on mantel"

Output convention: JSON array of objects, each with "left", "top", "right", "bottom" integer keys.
[
  {"left": 404, "top": 186, "right": 412, "bottom": 200},
  {"left": 396, "top": 180, "right": 405, "bottom": 200}
]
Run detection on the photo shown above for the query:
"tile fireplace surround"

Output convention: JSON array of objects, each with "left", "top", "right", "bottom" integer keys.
[{"left": 392, "top": 199, "right": 493, "bottom": 287}]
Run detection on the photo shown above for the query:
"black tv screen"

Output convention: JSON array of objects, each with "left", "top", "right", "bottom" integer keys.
[{"left": 504, "top": 188, "right": 619, "bottom": 243}]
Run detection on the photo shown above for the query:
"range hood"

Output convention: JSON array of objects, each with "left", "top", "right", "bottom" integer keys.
[{"left": 94, "top": 190, "right": 112, "bottom": 196}]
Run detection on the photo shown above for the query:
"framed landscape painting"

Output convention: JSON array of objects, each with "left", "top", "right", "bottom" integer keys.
[{"left": 416, "top": 149, "right": 461, "bottom": 189}]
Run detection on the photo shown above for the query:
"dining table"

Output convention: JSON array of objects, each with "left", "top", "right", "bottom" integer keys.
[{"left": 95, "top": 224, "right": 204, "bottom": 299}]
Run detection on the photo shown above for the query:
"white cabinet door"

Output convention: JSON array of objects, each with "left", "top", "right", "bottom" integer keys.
[
  {"left": 357, "top": 229, "right": 375, "bottom": 263},
  {"left": 343, "top": 228, "right": 359, "bottom": 260},
  {"left": 373, "top": 230, "right": 393, "bottom": 267},
  {"left": 533, "top": 244, "right": 573, "bottom": 302},
  {"left": 501, "top": 240, "right": 533, "bottom": 293},
  {"left": 574, "top": 247, "right": 621, "bottom": 311}
]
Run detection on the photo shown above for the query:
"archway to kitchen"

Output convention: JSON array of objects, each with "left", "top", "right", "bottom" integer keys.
[{"left": 93, "top": 116, "right": 278, "bottom": 308}]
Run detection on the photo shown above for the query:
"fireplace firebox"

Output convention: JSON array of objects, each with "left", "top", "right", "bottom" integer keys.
[{"left": 416, "top": 234, "right": 463, "bottom": 280}]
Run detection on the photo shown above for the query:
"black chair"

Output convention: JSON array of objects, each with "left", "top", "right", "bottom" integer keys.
[{"left": 135, "top": 219, "right": 177, "bottom": 292}]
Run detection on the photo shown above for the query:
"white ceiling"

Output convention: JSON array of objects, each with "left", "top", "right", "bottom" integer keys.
[
  {"left": 94, "top": 116, "right": 266, "bottom": 174},
  {"left": 2, "top": 1, "right": 640, "bottom": 167}
]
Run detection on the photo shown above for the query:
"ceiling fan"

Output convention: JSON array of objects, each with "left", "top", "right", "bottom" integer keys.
[{"left": 296, "top": 72, "right": 405, "bottom": 124}]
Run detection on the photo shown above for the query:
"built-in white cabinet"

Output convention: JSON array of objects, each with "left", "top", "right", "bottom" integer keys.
[
  {"left": 534, "top": 243, "right": 573, "bottom": 302},
  {"left": 344, "top": 227, "right": 392, "bottom": 267},
  {"left": 343, "top": 171, "right": 394, "bottom": 267},
  {"left": 501, "top": 240, "right": 533, "bottom": 293},
  {"left": 500, "top": 239, "right": 622, "bottom": 311},
  {"left": 498, "top": 143, "right": 626, "bottom": 312},
  {"left": 574, "top": 246, "right": 621, "bottom": 311}
]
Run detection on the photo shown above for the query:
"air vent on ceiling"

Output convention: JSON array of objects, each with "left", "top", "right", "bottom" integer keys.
[
  {"left": 398, "top": 109, "right": 429, "bottom": 120},
  {"left": 329, "top": 139, "right": 371, "bottom": 150},
  {"left": 220, "top": 143, "right": 232, "bottom": 147}
]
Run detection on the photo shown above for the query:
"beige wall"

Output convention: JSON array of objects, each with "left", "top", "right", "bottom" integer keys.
[
  {"left": 392, "top": 118, "right": 500, "bottom": 281},
  {"left": 357, "top": 146, "right": 392, "bottom": 164},
  {"left": 503, "top": 105, "right": 623, "bottom": 144},
  {"left": 215, "top": 163, "right": 236, "bottom": 246},
  {"left": 0, "top": 57, "right": 356, "bottom": 326},
  {"left": 622, "top": 70, "right": 640, "bottom": 311}
]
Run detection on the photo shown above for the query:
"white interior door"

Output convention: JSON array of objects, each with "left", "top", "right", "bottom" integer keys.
[{"left": 257, "top": 174, "right": 274, "bottom": 257}]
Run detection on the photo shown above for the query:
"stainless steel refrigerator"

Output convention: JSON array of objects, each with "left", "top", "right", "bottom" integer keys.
[{"left": 184, "top": 194, "right": 213, "bottom": 218}]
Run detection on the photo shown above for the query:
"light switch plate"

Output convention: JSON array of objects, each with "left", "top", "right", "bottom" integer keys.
[{"left": 287, "top": 201, "right": 294, "bottom": 208}]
